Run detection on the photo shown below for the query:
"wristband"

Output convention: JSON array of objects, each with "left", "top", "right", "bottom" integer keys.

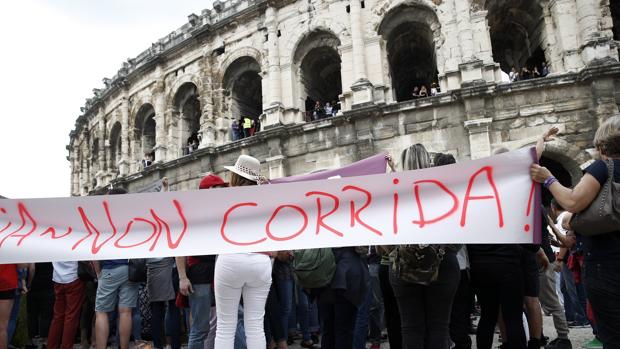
[{"left": 543, "top": 176, "right": 557, "bottom": 189}]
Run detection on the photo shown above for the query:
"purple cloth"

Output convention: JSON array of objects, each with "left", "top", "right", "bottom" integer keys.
[{"left": 269, "top": 153, "right": 388, "bottom": 184}]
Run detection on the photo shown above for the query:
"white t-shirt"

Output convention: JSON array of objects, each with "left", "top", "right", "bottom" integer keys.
[{"left": 52, "top": 261, "right": 79, "bottom": 284}]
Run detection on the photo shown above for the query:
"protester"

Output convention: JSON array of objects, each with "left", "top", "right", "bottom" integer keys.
[
  {"left": 530, "top": 115, "right": 620, "bottom": 346},
  {"left": 541, "top": 62, "right": 549, "bottom": 77},
  {"left": 26, "top": 263, "right": 54, "bottom": 348},
  {"left": 389, "top": 144, "right": 460, "bottom": 349},
  {"left": 0, "top": 264, "right": 18, "bottom": 349},
  {"left": 48, "top": 261, "right": 85, "bottom": 349},
  {"left": 315, "top": 247, "right": 368, "bottom": 349},
  {"left": 510, "top": 66, "right": 519, "bottom": 82},
  {"left": 94, "top": 188, "right": 139, "bottom": 349},
  {"left": 215, "top": 155, "right": 272, "bottom": 349},
  {"left": 231, "top": 119, "right": 240, "bottom": 141},
  {"left": 419, "top": 85, "right": 429, "bottom": 98},
  {"left": 176, "top": 174, "right": 226, "bottom": 349},
  {"left": 147, "top": 257, "right": 181, "bottom": 349},
  {"left": 242, "top": 117, "right": 253, "bottom": 138}
]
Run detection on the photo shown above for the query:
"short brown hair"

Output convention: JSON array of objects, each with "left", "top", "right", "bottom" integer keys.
[{"left": 593, "top": 115, "right": 620, "bottom": 157}]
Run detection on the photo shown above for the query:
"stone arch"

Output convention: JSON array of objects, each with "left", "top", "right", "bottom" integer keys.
[
  {"left": 219, "top": 47, "right": 266, "bottom": 78},
  {"left": 173, "top": 82, "right": 201, "bottom": 155},
  {"left": 370, "top": 0, "right": 439, "bottom": 33},
  {"left": 222, "top": 56, "right": 263, "bottom": 136},
  {"left": 109, "top": 121, "right": 122, "bottom": 171},
  {"left": 166, "top": 73, "right": 202, "bottom": 107},
  {"left": 291, "top": 29, "right": 343, "bottom": 115},
  {"left": 378, "top": 3, "right": 441, "bottom": 102},
  {"left": 483, "top": 0, "right": 550, "bottom": 75},
  {"left": 283, "top": 20, "right": 350, "bottom": 65},
  {"left": 133, "top": 103, "right": 156, "bottom": 164}
]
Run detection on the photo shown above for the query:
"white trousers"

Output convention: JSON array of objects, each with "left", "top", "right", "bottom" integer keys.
[{"left": 214, "top": 253, "right": 272, "bottom": 349}]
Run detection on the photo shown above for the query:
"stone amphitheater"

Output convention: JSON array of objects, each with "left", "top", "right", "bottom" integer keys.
[{"left": 68, "top": 0, "right": 620, "bottom": 197}]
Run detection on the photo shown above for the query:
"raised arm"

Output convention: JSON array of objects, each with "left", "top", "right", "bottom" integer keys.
[{"left": 531, "top": 166, "right": 600, "bottom": 213}]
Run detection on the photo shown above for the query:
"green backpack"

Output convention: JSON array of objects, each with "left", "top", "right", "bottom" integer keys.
[{"left": 292, "top": 248, "right": 336, "bottom": 289}]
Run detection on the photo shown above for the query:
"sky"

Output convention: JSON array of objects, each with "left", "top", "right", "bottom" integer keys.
[{"left": 0, "top": 0, "right": 211, "bottom": 199}]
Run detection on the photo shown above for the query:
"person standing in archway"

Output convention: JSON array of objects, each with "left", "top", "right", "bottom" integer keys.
[{"left": 242, "top": 117, "right": 253, "bottom": 138}]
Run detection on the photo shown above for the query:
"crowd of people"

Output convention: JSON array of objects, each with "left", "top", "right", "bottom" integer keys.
[
  {"left": 231, "top": 116, "right": 262, "bottom": 141},
  {"left": 305, "top": 98, "right": 340, "bottom": 122},
  {"left": 411, "top": 83, "right": 440, "bottom": 99},
  {"left": 509, "top": 63, "right": 550, "bottom": 83},
  {"left": 0, "top": 115, "right": 619, "bottom": 349}
]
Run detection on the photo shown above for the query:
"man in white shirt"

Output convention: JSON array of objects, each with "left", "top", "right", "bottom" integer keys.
[{"left": 47, "top": 262, "right": 85, "bottom": 349}]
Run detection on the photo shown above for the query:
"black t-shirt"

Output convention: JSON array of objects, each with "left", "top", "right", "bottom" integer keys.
[
  {"left": 30, "top": 263, "right": 54, "bottom": 291},
  {"left": 580, "top": 159, "right": 620, "bottom": 262}
]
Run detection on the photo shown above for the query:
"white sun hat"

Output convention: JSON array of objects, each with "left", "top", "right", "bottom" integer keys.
[{"left": 224, "top": 155, "right": 261, "bottom": 182}]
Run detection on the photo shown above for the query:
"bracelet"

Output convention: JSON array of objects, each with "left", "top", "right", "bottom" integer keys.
[{"left": 543, "top": 176, "right": 557, "bottom": 189}]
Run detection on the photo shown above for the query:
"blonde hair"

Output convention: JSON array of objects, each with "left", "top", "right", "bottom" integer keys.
[
  {"left": 401, "top": 144, "right": 431, "bottom": 170},
  {"left": 229, "top": 172, "right": 257, "bottom": 187},
  {"left": 593, "top": 115, "right": 620, "bottom": 158}
]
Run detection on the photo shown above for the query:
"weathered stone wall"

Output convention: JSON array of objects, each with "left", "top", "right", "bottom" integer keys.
[{"left": 68, "top": 0, "right": 620, "bottom": 196}]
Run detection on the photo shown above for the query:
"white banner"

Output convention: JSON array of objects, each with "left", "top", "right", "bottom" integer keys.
[{"left": 0, "top": 148, "right": 540, "bottom": 263}]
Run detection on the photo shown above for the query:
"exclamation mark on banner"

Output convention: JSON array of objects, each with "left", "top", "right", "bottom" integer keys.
[{"left": 524, "top": 181, "right": 536, "bottom": 233}]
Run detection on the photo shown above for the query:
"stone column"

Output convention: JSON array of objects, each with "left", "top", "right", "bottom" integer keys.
[
  {"left": 97, "top": 117, "right": 106, "bottom": 177},
  {"left": 541, "top": 3, "right": 565, "bottom": 73},
  {"left": 119, "top": 97, "right": 130, "bottom": 176},
  {"left": 549, "top": 0, "right": 584, "bottom": 71},
  {"left": 349, "top": 0, "right": 373, "bottom": 106},
  {"left": 263, "top": 6, "right": 285, "bottom": 127},
  {"left": 576, "top": 0, "right": 615, "bottom": 64},
  {"left": 469, "top": 10, "right": 502, "bottom": 84},
  {"left": 455, "top": 0, "right": 474, "bottom": 61},
  {"left": 153, "top": 80, "right": 168, "bottom": 162},
  {"left": 464, "top": 118, "right": 493, "bottom": 159},
  {"left": 70, "top": 152, "right": 79, "bottom": 196}
]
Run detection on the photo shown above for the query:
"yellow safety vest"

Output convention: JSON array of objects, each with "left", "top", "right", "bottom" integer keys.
[{"left": 243, "top": 117, "right": 252, "bottom": 129}]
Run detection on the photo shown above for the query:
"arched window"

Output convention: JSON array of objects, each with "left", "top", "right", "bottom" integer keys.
[
  {"left": 379, "top": 5, "right": 439, "bottom": 102},
  {"left": 134, "top": 104, "right": 156, "bottom": 163},
  {"left": 173, "top": 83, "right": 201, "bottom": 155},
  {"left": 109, "top": 122, "right": 122, "bottom": 170},
  {"left": 293, "top": 30, "right": 342, "bottom": 120},
  {"left": 223, "top": 57, "right": 263, "bottom": 122},
  {"left": 485, "top": 0, "right": 548, "bottom": 77}
]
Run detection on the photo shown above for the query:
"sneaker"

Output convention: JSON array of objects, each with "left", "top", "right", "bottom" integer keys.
[
  {"left": 544, "top": 338, "right": 572, "bottom": 349},
  {"left": 568, "top": 321, "right": 589, "bottom": 328},
  {"left": 583, "top": 338, "right": 604, "bottom": 349}
]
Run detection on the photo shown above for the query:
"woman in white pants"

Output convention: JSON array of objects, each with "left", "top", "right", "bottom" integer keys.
[{"left": 215, "top": 155, "right": 272, "bottom": 349}]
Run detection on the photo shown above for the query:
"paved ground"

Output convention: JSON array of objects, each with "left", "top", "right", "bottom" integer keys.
[{"left": 285, "top": 315, "right": 595, "bottom": 349}]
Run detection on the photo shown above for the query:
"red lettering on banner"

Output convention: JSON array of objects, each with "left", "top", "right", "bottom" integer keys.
[
  {"left": 266, "top": 205, "right": 308, "bottom": 241},
  {"left": 0, "top": 203, "right": 38, "bottom": 247},
  {"left": 40, "top": 227, "right": 73, "bottom": 239},
  {"left": 460, "top": 166, "right": 504, "bottom": 228},
  {"left": 342, "top": 185, "right": 382, "bottom": 236},
  {"left": 393, "top": 178, "right": 399, "bottom": 235},
  {"left": 412, "top": 180, "right": 459, "bottom": 228},
  {"left": 220, "top": 202, "right": 267, "bottom": 246},
  {"left": 73, "top": 201, "right": 119, "bottom": 253},
  {"left": 114, "top": 218, "right": 158, "bottom": 249},
  {"left": 0, "top": 207, "right": 12, "bottom": 234},
  {"left": 305, "top": 191, "right": 343, "bottom": 237}
]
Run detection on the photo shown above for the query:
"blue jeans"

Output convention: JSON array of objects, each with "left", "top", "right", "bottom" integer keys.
[
  {"left": 188, "top": 284, "right": 212, "bottom": 349},
  {"left": 353, "top": 278, "right": 372, "bottom": 349},
  {"left": 276, "top": 279, "right": 294, "bottom": 341},
  {"left": 295, "top": 286, "right": 320, "bottom": 341},
  {"left": 7, "top": 292, "right": 20, "bottom": 342},
  {"left": 560, "top": 263, "right": 587, "bottom": 324}
]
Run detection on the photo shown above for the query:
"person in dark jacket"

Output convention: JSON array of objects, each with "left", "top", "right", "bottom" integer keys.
[{"left": 315, "top": 247, "right": 369, "bottom": 349}]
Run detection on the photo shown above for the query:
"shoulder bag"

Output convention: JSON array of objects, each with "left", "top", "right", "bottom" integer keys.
[{"left": 570, "top": 159, "right": 620, "bottom": 236}]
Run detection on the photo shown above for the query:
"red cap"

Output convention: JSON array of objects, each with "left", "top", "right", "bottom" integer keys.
[{"left": 199, "top": 174, "right": 228, "bottom": 189}]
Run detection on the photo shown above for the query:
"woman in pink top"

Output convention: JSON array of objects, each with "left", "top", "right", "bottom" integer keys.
[{"left": 214, "top": 155, "right": 273, "bottom": 349}]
